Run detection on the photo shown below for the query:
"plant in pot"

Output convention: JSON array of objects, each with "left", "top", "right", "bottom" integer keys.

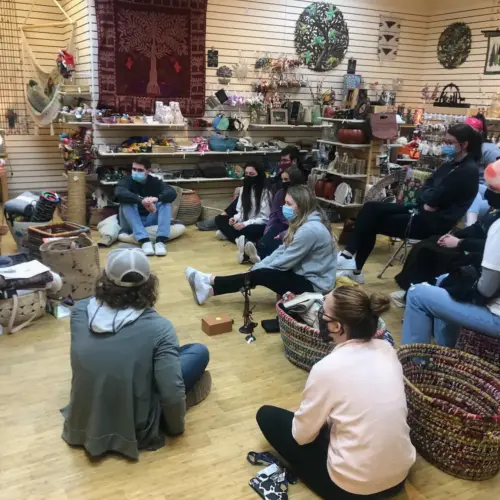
[{"left": 246, "top": 94, "right": 265, "bottom": 124}]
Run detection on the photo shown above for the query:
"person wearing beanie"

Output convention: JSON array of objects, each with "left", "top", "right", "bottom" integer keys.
[
  {"left": 402, "top": 162, "right": 500, "bottom": 347},
  {"left": 61, "top": 248, "right": 211, "bottom": 460},
  {"left": 390, "top": 160, "right": 500, "bottom": 308},
  {"left": 465, "top": 114, "right": 500, "bottom": 225}
]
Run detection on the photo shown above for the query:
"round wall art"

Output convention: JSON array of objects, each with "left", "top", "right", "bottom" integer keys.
[
  {"left": 437, "top": 22, "right": 472, "bottom": 69},
  {"left": 294, "top": 3, "right": 349, "bottom": 72}
]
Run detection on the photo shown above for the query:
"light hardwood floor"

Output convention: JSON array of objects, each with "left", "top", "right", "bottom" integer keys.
[{"left": 0, "top": 227, "right": 498, "bottom": 500}]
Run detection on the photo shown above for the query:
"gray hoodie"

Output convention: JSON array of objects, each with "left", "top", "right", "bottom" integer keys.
[
  {"left": 253, "top": 211, "right": 337, "bottom": 293},
  {"left": 61, "top": 298, "right": 186, "bottom": 460}
]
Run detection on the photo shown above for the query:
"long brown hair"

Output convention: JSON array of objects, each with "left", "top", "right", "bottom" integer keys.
[
  {"left": 283, "top": 185, "right": 333, "bottom": 246},
  {"left": 330, "top": 286, "right": 390, "bottom": 341}
]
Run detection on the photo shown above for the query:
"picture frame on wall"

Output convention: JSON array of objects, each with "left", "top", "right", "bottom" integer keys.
[
  {"left": 482, "top": 30, "right": 500, "bottom": 75},
  {"left": 269, "top": 109, "right": 288, "bottom": 125}
]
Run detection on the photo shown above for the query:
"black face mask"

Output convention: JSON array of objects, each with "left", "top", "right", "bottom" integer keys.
[
  {"left": 244, "top": 176, "right": 258, "bottom": 187},
  {"left": 318, "top": 306, "right": 339, "bottom": 343},
  {"left": 485, "top": 188, "right": 500, "bottom": 209},
  {"left": 281, "top": 181, "right": 291, "bottom": 190}
]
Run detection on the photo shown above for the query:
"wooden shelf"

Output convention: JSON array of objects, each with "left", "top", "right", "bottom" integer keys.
[
  {"left": 313, "top": 167, "right": 366, "bottom": 179},
  {"left": 97, "top": 149, "right": 314, "bottom": 158},
  {"left": 316, "top": 196, "right": 363, "bottom": 208},
  {"left": 321, "top": 118, "right": 366, "bottom": 124},
  {"left": 317, "top": 140, "right": 371, "bottom": 149},
  {"left": 100, "top": 176, "right": 242, "bottom": 186},
  {"left": 95, "top": 122, "right": 187, "bottom": 129},
  {"left": 57, "top": 121, "right": 92, "bottom": 126},
  {"left": 247, "top": 124, "right": 322, "bottom": 129}
]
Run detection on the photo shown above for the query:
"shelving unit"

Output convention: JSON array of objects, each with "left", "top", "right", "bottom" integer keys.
[
  {"left": 312, "top": 167, "right": 366, "bottom": 180},
  {"left": 100, "top": 176, "right": 242, "bottom": 186},
  {"left": 248, "top": 124, "right": 322, "bottom": 130},
  {"left": 97, "top": 149, "right": 314, "bottom": 158},
  {"left": 317, "top": 139, "right": 371, "bottom": 149},
  {"left": 316, "top": 196, "right": 363, "bottom": 209},
  {"left": 322, "top": 117, "right": 366, "bottom": 124},
  {"left": 95, "top": 122, "right": 187, "bottom": 129}
]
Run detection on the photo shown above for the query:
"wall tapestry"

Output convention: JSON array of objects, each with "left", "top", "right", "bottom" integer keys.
[
  {"left": 95, "top": 0, "right": 207, "bottom": 116},
  {"left": 379, "top": 17, "right": 400, "bottom": 61},
  {"left": 294, "top": 3, "right": 349, "bottom": 72},
  {"left": 437, "top": 22, "right": 471, "bottom": 69},
  {"left": 482, "top": 30, "right": 500, "bottom": 75}
]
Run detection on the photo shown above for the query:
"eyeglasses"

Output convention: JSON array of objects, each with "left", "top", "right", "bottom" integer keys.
[{"left": 318, "top": 306, "right": 336, "bottom": 323}]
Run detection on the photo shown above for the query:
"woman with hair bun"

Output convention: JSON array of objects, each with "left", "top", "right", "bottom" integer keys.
[{"left": 256, "top": 287, "right": 415, "bottom": 499}]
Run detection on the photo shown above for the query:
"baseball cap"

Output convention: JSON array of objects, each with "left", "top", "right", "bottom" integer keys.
[{"left": 105, "top": 248, "right": 151, "bottom": 287}]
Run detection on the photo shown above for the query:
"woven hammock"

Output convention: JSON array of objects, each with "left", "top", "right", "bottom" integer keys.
[{"left": 20, "top": 18, "right": 75, "bottom": 134}]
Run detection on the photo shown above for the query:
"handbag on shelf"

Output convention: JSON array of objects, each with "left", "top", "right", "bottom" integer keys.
[
  {"left": 198, "top": 162, "right": 228, "bottom": 178},
  {"left": 370, "top": 112, "right": 398, "bottom": 140}
]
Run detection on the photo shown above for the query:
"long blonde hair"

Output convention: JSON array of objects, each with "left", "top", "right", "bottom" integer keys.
[{"left": 283, "top": 185, "right": 333, "bottom": 246}]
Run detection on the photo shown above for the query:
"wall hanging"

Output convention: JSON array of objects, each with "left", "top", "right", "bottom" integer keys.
[
  {"left": 207, "top": 48, "right": 218, "bottom": 68},
  {"left": 433, "top": 83, "right": 470, "bottom": 108},
  {"left": 294, "top": 3, "right": 349, "bottom": 72},
  {"left": 379, "top": 17, "right": 400, "bottom": 61},
  {"left": 437, "top": 22, "right": 472, "bottom": 69},
  {"left": 482, "top": 30, "right": 500, "bottom": 75},
  {"left": 95, "top": 0, "right": 207, "bottom": 117}
]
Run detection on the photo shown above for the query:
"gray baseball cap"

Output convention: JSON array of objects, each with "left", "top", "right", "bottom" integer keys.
[{"left": 105, "top": 248, "right": 151, "bottom": 287}]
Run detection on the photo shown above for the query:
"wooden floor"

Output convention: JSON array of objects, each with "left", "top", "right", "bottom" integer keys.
[{"left": 0, "top": 227, "right": 498, "bottom": 500}]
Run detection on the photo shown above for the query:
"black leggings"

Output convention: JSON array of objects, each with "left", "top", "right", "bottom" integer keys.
[
  {"left": 213, "top": 268, "right": 315, "bottom": 296},
  {"left": 256, "top": 406, "right": 405, "bottom": 500},
  {"left": 346, "top": 202, "right": 439, "bottom": 270},
  {"left": 214, "top": 214, "right": 266, "bottom": 244}
]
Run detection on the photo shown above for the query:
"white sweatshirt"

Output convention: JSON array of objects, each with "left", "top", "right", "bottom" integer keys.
[
  {"left": 233, "top": 187, "right": 271, "bottom": 226},
  {"left": 292, "top": 339, "right": 416, "bottom": 495}
]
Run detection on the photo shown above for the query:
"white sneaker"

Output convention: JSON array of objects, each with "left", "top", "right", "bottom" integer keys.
[
  {"left": 141, "top": 241, "right": 154, "bottom": 256},
  {"left": 390, "top": 290, "right": 406, "bottom": 308},
  {"left": 185, "top": 268, "right": 212, "bottom": 305},
  {"left": 337, "top": 253, "right": 357, "bottom": 270},
  {"left": 336, "top": 269, "right": 365, "bottom": 284},
  {"left": 216, "top": 230, "right": 228, "bottom": 241},
  {"left": 236, "top": 235, "right": 246, "bottom": 264},
  {"left": 154, "top": 241, "right": 167, "bottom": 256},
  {"left": 244, "top": 241, "right": 261, "bottom": 264}
]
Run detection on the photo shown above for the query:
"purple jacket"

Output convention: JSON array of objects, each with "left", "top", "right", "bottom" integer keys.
[{"left": 265, "top": 188, "right": 289, "bottom": 235}]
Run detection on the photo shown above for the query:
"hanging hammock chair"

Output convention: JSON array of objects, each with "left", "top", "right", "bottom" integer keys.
[{"left": 20, "top": 1, "right": 75, "bottom": 135}]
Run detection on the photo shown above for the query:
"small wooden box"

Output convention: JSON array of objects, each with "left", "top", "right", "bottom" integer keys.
[{"left": 202, "top": 314, "right": 233, "bottom": 336}]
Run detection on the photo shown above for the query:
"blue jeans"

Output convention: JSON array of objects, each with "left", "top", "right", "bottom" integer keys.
[
  {"left": 119, "top": 202, "right": 172, "bottom": 242},
  {"left": 467, "top": 184, "right": 489, "bottom": 218},
  {"left": 179, "top": 344, "right": 209, "bottom": 392},
  {"left": 257, "top": 224, "right": 286, "bottom": 259},
  {"left": 402, "top": 275, "right": 500, "bottom": 347}
]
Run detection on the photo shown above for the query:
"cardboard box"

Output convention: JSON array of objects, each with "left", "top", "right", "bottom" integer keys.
[{"left": 202, "top": 314, "right": 233, "bottom": 336}]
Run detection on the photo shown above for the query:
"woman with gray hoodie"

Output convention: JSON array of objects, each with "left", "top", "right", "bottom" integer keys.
[{"left": 186, "top": 186, "right": 337, "bottom": 304}]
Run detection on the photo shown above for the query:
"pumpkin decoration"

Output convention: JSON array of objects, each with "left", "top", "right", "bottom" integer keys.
[{"left": 337, "top": 128, "right": 366, "bottom": 144}]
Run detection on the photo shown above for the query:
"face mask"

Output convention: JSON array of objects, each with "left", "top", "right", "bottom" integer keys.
[
  {"left": 441, "top": 144, "right": 457, "bottom": 160},
  {"left": 280, "top": 160, "right": 292, "bottom": 170},
  {"left": 281, "top": 181, "right": 290, "bottom": 190},
  {"left": 132, "top": 171, "right": 146, "bottom": 183},
  {"left": 485, "top": 188, "right": 500, "bottom": 209},
  {"left": 282, "top": 205, "right": 296, "bottom": 221},
  {"left": 318, "top": 312, "right": 333, "bottom": 343}
]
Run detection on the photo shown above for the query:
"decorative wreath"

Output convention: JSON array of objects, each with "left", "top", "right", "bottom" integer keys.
[{"left": 437, "top": 22, "right": 472, "bottom": 69}]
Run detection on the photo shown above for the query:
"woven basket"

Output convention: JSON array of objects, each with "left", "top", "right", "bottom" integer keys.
[
  {"left": 456, "top": 328, "right": 500, "bottom": 368},
  {"left": 0, "top": 290, "right": 47, "bottom": 334},
  {"left": 276, "top": 302, "right": 394, "bottom": 371},
  {"left": 177, "top": 189, "right": 202, "bottom": 225},
  {"left": 66, "top": 170, "right": 87, "bottom": 225},
  {"left": 398, "top": 344, "right": 500, "bottom": 481},
  {"left": 201, "top": 206, "right": 223, "bottom": 220}
]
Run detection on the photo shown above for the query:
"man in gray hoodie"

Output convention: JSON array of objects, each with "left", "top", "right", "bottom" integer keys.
[{"left": 61, "top": 248, "right": 211, "bottom": 460}]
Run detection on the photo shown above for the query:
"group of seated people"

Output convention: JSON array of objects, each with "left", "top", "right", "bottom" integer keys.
[{"left": 62, "top": 119, "right": 500, "bottom": 499}]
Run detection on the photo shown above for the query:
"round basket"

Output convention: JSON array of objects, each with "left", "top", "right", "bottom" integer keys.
[
  {"left": 397, "top": 344, "right": 500, "bottom": 481},
  {"left": 456, "top": 328, "right": 500, "bottom": 367},
  {"left": 0, "top": 290, "right": 47, "bottom": 334},
  {"left": 177, "top": 189, "right": 202, "bottom": 225},
  {"left": 276, "top": 302, "right": 394, "bottom": 371}
]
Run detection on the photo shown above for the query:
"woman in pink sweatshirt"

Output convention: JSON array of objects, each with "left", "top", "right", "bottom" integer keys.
[{"left": 256, "top": 287, "right": 416, "bottom": 499}]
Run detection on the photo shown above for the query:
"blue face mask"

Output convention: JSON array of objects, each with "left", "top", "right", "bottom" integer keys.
[
  {"left": 282, "top": 205, "right": 296, "bottom": 221},
  {"left": 442, "top": 144, "right": 457, "bottom": 160},
  {"left": 132, "top": 171, "right": 146, "bottom": 183}
]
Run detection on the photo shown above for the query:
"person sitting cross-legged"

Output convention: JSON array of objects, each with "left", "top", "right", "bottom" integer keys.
[
  {"left": 61, "top": 248, "right": 211, "bottom": 460},
  {"left": 115, "top": 157, "right": 177, "bottom": 257}
]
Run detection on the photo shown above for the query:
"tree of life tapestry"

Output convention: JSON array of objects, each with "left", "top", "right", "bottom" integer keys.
[{"left": 95, "top": 0, "right": 207, "bottom": 116}]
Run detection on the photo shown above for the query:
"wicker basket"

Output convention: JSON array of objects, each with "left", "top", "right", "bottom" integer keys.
[
  {"left": 0, "top": 290, "right": 47, "bottom": 334},
  {"left": 398, "top": 344, "right": 500, "bottom": 481},
  {"left": 28, "top": 222, "right": 91, "bottom": 259},
  {"left": 201, "top": 206, "right": 223, "bottom": 220},
  {"left": 456, "top": 328, "right": 500, "bottom": 367},
  {"left": 177, "top": 189, "right": 202, "bottom": 225},
  {"left": 276, "top": 302, "right": 394, "bottom": 371},
  {"left": 152, "top": 145, "right": 175, "bottom": 153}
]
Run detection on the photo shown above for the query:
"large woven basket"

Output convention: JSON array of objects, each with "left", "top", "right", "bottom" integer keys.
[
  {"left": 398, "top": 344, "right": 500, "bottom": 481},
  {"left": 0, "top": 290, "right": 47, "bottom": 334},
  {"left": 276, "top": 302, "right": 394, "bottom": 371},
  {"left": 456, "top": 328, "right": 500, "bottom": 367},
  {"left": 176, "top": 189, "right": 202, "bottom": 225}
]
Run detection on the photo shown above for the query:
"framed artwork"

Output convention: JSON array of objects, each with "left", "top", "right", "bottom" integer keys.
[
  {"left": 483, "top": 30, "right": 500, "bottom": 75},
  {"left": 437, "top": 22, "right": 472, "bottom": 69},
  {"left": 269, "top": 109, "right": 288, "bottom": 125},
  {"left": 294, "top": 3, "right": 349, "bottom": 72}
]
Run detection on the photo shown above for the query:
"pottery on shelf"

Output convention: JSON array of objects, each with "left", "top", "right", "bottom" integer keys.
[
  {"left": 337, "top": 128, "right": 366, "bottom": 144},
  {"left": 315, "top": 179, "right": 326, "bottom": 197}
]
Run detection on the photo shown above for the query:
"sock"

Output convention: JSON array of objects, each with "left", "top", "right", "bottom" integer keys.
[
  {"left": 138, "top": 238, "right": 151, "bottom": 244},
  {"left": 156, "top": 236, "right": 169, "bottom": 243},
  {"left": 341, "top": 252, "right": 353, "bottom": 259}
]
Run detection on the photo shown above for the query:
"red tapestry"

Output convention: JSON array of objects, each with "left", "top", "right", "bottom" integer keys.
[{"left": 95, "top": 0, "right": 206, "bottom": 117}]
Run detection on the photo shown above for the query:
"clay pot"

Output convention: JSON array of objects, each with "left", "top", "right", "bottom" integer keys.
[
  {"left": 315, "top": 179, "right": 326, "bottom": 197},
  {"left": 337, "top": 128, "right": 366, "bottom": 144},
  {"left": 323, "top": 181, "right": 336, "bottom": 200},
  {"left": 177, "top": 189, "right": 202, "bottom": 225}
]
